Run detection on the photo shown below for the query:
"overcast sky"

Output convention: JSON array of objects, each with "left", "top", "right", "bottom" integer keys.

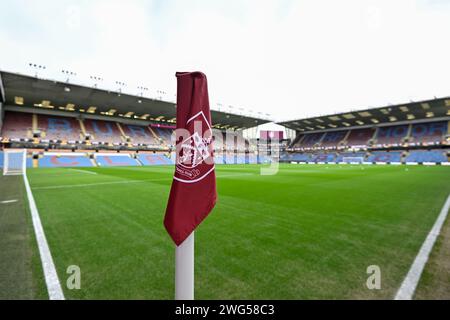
[{"left": 0, "top": 0, "right": 449, "bottom": 123}]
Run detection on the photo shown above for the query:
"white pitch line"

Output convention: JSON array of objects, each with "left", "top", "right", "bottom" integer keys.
[
  {"left": 395, "top": 194, "right": 450, "bottom": 300},
  {"left": 23, "top": 172, "right": 65, "bottom": 300},
  {"left": 1, "top": 199, "right": 18, "bottom": 204},
  {"left": 68, "top": 168, "right": 97, "bottom": 175}
]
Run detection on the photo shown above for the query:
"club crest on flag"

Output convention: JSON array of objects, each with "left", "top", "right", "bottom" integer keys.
[{"left": 174, "top": 111, "right": 214, "bottom": 183}]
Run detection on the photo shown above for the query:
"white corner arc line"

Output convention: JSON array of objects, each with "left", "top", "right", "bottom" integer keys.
[
  {"left": 395, "top": 194, "right": 450, "bottom": 300},
  {"left": 23, "top": 173, "right": 65, "bottom": 300}
]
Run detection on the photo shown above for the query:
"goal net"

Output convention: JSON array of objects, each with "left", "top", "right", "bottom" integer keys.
[
  {"left": 342, "top": 157, "right": 364, "bottom": 164},
  {"left": 3, "top": 149, "right": 27, "bottom": 176}
]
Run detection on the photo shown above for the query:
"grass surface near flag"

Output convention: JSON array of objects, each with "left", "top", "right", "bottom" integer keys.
[{"left": 26, "top": 164, "right": 450, "bottom": 299}]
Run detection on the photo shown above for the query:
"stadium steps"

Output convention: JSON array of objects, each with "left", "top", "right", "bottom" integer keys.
[
  {"left": 149, "top": 127, "right": 166, "bottom": 148},
  {"left": 78, "top": 119, "right": 91, "bottom": 145},
  {"left": 116, "top": 123, "right": 128, "bottom": 143}
]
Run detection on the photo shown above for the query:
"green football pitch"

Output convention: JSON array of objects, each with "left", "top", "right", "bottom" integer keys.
[{"left": 11, "top": 164, "right": 450, "bottom": 299}]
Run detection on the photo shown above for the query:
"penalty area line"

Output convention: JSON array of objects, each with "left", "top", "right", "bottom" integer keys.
[
  {"left": 67, "top": 168, "right": 98, "bottom": 175},
  {"left": 395, "top": 194, "right": 450, "bottom": 300},
  {"left": 23, "top": 172, "right": 65, "bottom": 300}
]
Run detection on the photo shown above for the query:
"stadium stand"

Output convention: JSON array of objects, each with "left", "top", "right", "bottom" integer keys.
[
  {"left": 336, "top": 152, "right": 366, "bottom": 162},
  {"left": 410, "top": 121, "right": 447, "bottom": 144},
  {"left": 404, "top": 150, "right": 447, "bottom": 163},
  {"left": 366, "top": 151, "right": 403, "bottom": 162},
  {"left": 121, "top": 124, "right": 158, "bottom": 145},
  {"left": 320, "top": 131, "right": 347, "bottom": 148},
  {"left": 225, "top": 153, "right": 235, "bottom": 164},
  {"left": 83, "top": 119, "right": 124, "bottom": 144},
  {"left": 297, "top": 133, "right": 324, "bottom": 148},
  {"left": 152, "top": 127, "right": 174, "bottom": 146},
  {"left": 39, "top": 154, "right": 94, "bottom": 167},
  {"left": 95, "top": 154, "right": 140, "bottom": 166},
  {"left": 344, "top": 128, "right": 375, "bottom": 147},
  {"left": 312, "top": 152, "right": 336, "bottom": 162},
  {"left": 374, "top": 125, "right": 409, "bottom": 145},
  {"left": 137, "top": 153, "right": 173, "bottom": 165},
  {"left": 1, "top": 111, "right": 32, "bottom": 140},
  {"left": 37, "top": 114, "right": 82, "bottom": 141}
]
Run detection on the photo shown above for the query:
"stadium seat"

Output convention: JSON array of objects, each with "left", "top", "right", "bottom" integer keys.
[
  {"left": 366, "top": 151, "right": 402, "bottom": 162},
  {"left": 38, "top": 114, "right": 81, "bottom": 141},
  {"left": 375, "top": 125, "right": 409, "bottom": 145},
  {"left": 344, "top": 128, "right": 375, "bottom": 147},
  {"left": 320, "top": 131, "right": 347, "bottom": 148},
  {"left": 312, "top": 153, "right": 336, "bottom": 162},
  {"left": 122, "top": 124, "right": 158, "bottom": 145},
  {"left": 404, "top": 150, "right": 447, "bottom": 163},
  {"left": 410, "top": 122, "right": 447, "bottom": 144},
  {"left": 137, "top": 153, "right": 173, "bottom": 165},
  {"left": 152, "top": 127, "right": 174, "bottom": 146},
  {"left": 95, "top": 155, "right": 139, "bottom": 166},
  {"left": 83, "top": 119, "right": 124, "bottom": 144},
  {"left": 295, "top": 133, "right": 324, "bottom": 148},
  {"left": 1, "top": 111, "right": 32, "bottom": 140},
  {"left": 335, "top": 152, "right": 366, "bottom": 162},
  {"left": 39, "top": 155, "right": 93, "bottom": 167}
]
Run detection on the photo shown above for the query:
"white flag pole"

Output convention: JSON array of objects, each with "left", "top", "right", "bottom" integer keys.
[{"left": 175, "top": 231, "right": 194, "bottom": 300}]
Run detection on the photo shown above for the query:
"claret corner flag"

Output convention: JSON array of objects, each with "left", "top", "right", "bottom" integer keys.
[{"left": 164, "top": 71, "right": 217, "bottom": 246}]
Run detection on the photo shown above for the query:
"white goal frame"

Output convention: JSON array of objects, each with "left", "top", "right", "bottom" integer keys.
[
  {"left": 3, "top": 149, "right": 27, "bottom": 176},
  {"left": 342, "top": 156, "right": 364, "bottom": 164}
]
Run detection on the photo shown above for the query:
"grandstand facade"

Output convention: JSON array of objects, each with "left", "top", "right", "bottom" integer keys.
[
  {"left": 1, "top": 70, "right": 449, "bottom": 168},
  {"left": 0, "top": 70, "right": 271, "bottom": 168},
  {"left": 279, "top": 97, "right": 450, "bottom": 165}
]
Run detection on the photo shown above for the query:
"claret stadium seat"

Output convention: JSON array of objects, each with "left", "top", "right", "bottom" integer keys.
[
  {"left": 83, "top": 119, "right": 124, "bottom": 144},
  {"left": 38, "top": 154, "right": 93, "bottom": 167},
  {"left": 320, "top": 131, "right": 348, "bottom": 148},
  {"left": 366, "top": 151, "right": 403, "bottom": 162},
  {"left": 375, "top": 125, "right": 409, "bottom": 145},
  {"left": 1, "top": 111, "right": 32, "bottom": 140},
  {"left": 122, "top": 124, "right": 158, "bottom": 145},
  {"left": 38, "top": 114, "right": 81, "bottom": 141},
  {"left": 344, "top": 128, "right": 375, "bottom": 147},
  {"left": 137, "top": 153, "right": 173, "bottom": 165},
  {"left": 95, "top": 154, "right": 139, "bottom": 166},
  {"left": 410, "top": 122, "right": 447, "bottom": 144},
  {"left": 404, "top": 149, "right": 447, "bottom": 163}
]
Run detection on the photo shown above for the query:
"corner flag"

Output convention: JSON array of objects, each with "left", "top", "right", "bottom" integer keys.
[{"left": 164, "top": 71, "right": 217, "bottom": 246}]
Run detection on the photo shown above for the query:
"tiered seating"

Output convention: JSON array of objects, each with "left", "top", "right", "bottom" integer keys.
[
  {"left": 345, "top": 128, "right": 375, "bottom": 147},
  {"left": 1, "top": 111, "right": 32, "bottom": 140},
  {"left": 410, "top": 122, "right": 447, "bottom": 144},
  {"left": 281, "top": 153, "right": 312, "bottom": 162},
  {"left": 298, "top": 133, "right": 324, "bottom": 148},
  {"left": 152, "top": 127, "right": 174, "bottom": 145},
  {"left": 95, "top": 154, "right": 139, "bottom": 166},
  {"left": 39, "top": 155, "right": 93, "bottom": 167},
  {"left": 121, "top": 124, "right": 157, "bottom": 145},
  {"left": 38, "top": 114, "right": 81, "bottom": 141},
  {"left": 404, "top": 150, "right": 447, "bottom": 163},
  {"left": 336, "top": 152, "right": 366, "bottom": 162},
  {"left": 320, "top": 131, "right": 347, "bottom": 148},
  {"left": 367, "top": 151, "right": 402, "bottom": 162},
  {"left": 375, "top": 125, "right": 409, "bottom": 145},
  {"left": 312, "top": 153, "right": 336, "bottom": 162},
  {"left": 137, "top": 153, "right": 173, "bottom": 165},
  {"left": 83, "top": 119, "right": 124, "bottom": 144}
]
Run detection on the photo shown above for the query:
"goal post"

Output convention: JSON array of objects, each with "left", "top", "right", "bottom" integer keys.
[
  {"left": 342, "top": 156, "right": 364, "bottom": 164},
  {"left": 3, "top": 149, "right": 27, "bottom": 176}
]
